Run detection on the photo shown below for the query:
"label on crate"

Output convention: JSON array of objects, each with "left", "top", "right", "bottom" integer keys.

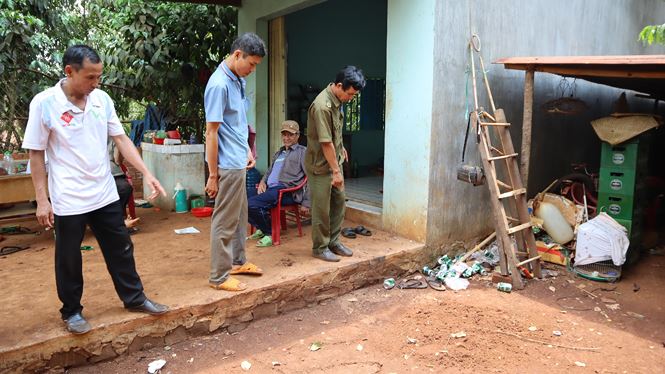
[
  {"left": 610, "top": 179, "right": 623, "bottom": 191},
  {"left": 608, "top": 204, "right": 622, "bottom": 215},
  {"left": 612, "top": 153, "right": 625, "bottom": 165}
]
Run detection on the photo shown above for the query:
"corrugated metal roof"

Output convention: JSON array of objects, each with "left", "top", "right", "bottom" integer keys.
[{"left": 494, "top": 55, "right": 665, "bottom": 100}]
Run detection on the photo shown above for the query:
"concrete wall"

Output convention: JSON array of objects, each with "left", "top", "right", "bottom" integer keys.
[
  {"left": 382, "top": 0, "right": 436, "bottom": 241},
  {"left": 426, "top": 0, "right": 665, "bottom": 247}
]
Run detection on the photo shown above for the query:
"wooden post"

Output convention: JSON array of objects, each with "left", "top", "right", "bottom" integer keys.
[
  {"left": 520, "top": 69, "right": 534, "bottom": 192},
  {"left": 269, "top": 17, "right": 286, "bottom": 156}
]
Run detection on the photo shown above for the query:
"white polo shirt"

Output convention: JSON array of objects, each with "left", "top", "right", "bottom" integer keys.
[{"left": 22, "top": 80, "right": 124, "bottom": 216}]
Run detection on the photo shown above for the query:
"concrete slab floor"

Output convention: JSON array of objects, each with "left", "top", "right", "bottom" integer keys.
[{"left": 0, "top": 208, "right": 427, "bottom": 372}]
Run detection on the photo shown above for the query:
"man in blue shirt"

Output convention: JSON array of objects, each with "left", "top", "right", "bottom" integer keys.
[{"left": 204, "top": 33, "right": 266, "bottom": 291}]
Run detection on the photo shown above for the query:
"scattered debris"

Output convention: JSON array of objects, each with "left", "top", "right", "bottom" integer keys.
[
  {"left": 271, "top": 361, "right": 282, "bottom": 367},
  {"left": 495, "top": 330, "right": 600, "bottom": 351},
  {"left": 309, "top": 342, "right": 322, "bottom": 351},
  {"left": 356, "top": 344, "right": 364, "bottom": 351},
  {"left": 187, "top": 358, "right": 194, "bottom": 363},
  {"left": 320, "top": 320, "right": 330, "bottom": 325},
  {"left": 574, "top": 361, "right": 586, "bottom": 367},
  {"left": 383, "top": 278, "right": 396, "bottom": 290},
  {"left": 601, "top": 297, "right": 617, "bottom": 304},
  {"left": 147, "top": 359, "right": 166, "bottom": 374},
  {"left": 549, "top": 286, "right": 556, "bottom": 293},
  {"left": 407, "top": 337, "right": 417, "bottom": 344},
  {"left": 174, "top": 226, "right": 200, "bottom": 234},
  {"left": 606, "top": 304, "right": 620, "bottom": 311},
  {"left": 346, "top": 297, "right": 359, "bottom": 302},
  {"left": 553, "top": 331, "right": 562, "bottom": 336},
  {"left": 528, "top": 326, "right": 538, "bottom": 332},
  {"left": 626, "top": 311, "right": 645, "bottom": 319},
  {"left": 241, "top": 360, "right": 252, "bottom": 370},
  {"left": 450, "top": 331, "right": 467, "bottom": 339},
  {"left": 223, "top": 349, "right": 235, "bottom": 356}
]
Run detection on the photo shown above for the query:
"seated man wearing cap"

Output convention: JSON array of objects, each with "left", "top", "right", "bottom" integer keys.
[{"left": 247, "top": 120, "right": 309, "bottom": 247}]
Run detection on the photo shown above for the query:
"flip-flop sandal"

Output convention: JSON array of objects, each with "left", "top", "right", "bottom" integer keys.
[
  {"left": 0, "top": 245, "right": 30, "bottom": 255},
  {"left": 354, "top": 225, "right": 372, "bottom": 236},
  {"left": 210, "top": 277, "right": 247, "bottom": 291},
  {"left": 397, "top": 278, "right": 428, "bottom": 289},
  {"left": 341, "top": 227, "right": 357, "bottom": 239},
  {"left": 426, "top": 276, "right": 446, "bottom": 291},
  {"left": 230, "top": 262, "right": 264, "bottom": 276}
]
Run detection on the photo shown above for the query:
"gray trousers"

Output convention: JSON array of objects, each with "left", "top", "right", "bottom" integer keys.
[{"left": 209, "top": 168, "right": 247, "bottom": 285}]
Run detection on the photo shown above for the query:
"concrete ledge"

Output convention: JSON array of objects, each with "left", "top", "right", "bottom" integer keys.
[{"left": 0, "top": 224, "right": 429, "bottom": 373}]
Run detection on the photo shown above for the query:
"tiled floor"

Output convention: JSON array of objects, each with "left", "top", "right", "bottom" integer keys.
[{"left": 345, "top": 176, "right": 383, "bottom": 207}]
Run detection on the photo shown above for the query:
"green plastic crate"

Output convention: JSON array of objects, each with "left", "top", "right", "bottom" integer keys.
[
  {"left": 600, "top": 141, "right": 647, "bottom": 169},
  {"left": 598, "top": 167, "right": 640, "bottom": 196},
  {"left": 598, "top": 193, "right": 634, "bottom": 220}
]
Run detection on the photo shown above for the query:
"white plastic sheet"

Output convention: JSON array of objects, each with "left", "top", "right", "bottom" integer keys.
[{"left": 574, "top": 213, "right": 629, "bottom": 266}]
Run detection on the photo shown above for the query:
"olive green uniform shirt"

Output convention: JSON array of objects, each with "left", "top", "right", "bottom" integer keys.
[{"left": 305, "top": 84, "right": 344, "bottom": 175}]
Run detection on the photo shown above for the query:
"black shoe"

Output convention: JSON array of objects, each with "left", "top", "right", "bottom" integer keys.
[
  {"left": 127, "top": 298, "right": 169, "bottom": 315},
  {"left": 312, "top": 249, "right": 340, "bottom": 262},
  {"left": 63, "top": 313, "right": 91, "bottom": 335},
  {"left": 329, "top": 242, "right": 353, "bottom": 257}
]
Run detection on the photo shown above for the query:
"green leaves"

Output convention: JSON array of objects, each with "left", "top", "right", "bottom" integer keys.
[{"left": 638, "top": 23, "right": 665, "bottom": 46}]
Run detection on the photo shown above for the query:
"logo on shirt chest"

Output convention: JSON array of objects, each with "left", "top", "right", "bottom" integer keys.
[{"left": 60, "top": 112, "right": 74, "bottom": 127}]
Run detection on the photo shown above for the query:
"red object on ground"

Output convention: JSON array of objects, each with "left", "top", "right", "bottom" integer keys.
[{"left": 191, "top": 207, "right": 213, "bottom": 217}]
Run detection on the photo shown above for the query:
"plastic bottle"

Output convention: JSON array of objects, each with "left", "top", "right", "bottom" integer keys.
[
  {"left": 535, "top": 201, "right": 574, "bottom": 244},
  {"left": 173, "top": 182, "right": 188, "bottom": 213},
  {"left": 3, "top": 151, "right": 14, "bottom": 175}
]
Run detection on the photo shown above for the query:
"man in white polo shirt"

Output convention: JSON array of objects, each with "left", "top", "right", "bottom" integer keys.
[{"left": 22, "top": 45, "right": 169, "bottom": 335}]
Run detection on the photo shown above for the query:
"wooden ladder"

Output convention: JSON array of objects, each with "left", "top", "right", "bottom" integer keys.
[{"left": 468, "top": 36, "right": 541, "bottom": 289}]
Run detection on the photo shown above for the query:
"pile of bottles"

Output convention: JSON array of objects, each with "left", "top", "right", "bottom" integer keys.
[{"left": 421, "top": 254, "right": 489, "bottom": 282}]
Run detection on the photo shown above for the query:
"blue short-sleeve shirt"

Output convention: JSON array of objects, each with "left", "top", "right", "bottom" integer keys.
[{"left": 204, "top": 61, "right": 249, "bottom": 170}]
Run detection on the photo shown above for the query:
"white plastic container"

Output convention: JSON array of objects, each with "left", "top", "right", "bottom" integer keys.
[{"left": 535, "top": 201, "right": 574, "bottom": 244}]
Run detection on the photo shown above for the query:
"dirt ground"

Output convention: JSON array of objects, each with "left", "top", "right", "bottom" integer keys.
[
  {"left": 66, "top": 251, "right": 665, "bottom": 373},
  {"left": 0, "top": 206, "right": 420, "bottom": 361}
]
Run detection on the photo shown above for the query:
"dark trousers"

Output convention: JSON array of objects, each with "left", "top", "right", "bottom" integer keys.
[
  {"left": 114, "top": 174, "right": 133, "bottom": 216},
  {"left": 54, "top": 200, "right": 146, "bottom": 319},
  {"left": 247, "top": 184, "right": 294, "bottom": 235}
]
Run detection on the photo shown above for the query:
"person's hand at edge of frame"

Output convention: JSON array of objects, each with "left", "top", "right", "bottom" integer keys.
[
  {"left": 144, "top": 174, "right": 167, "bottom": 201},
  {"left": 36, "top": 201, "right": 54, "bottom": 228},
  {"left": 205, "top": 174, "right": 219, "bottom": 198}
]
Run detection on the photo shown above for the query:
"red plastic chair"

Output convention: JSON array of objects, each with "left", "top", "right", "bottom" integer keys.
[
  {"left": 120, "top": 164, "right": 136, "bottom": 219},
  {"left": 270, "top": 176, "right": 308, "bottom": 246}
]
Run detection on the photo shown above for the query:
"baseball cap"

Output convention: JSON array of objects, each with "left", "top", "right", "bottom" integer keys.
[{"left": 281, "top": 120, "right": 299, "bottom": 134}]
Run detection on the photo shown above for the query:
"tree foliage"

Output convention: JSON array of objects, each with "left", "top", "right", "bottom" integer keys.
[
  {"left": 638, "top": 23, "right": 665, "bottom": 45},
  {"left": 0, "top": 0, "right": 237, "bottom": 152}
]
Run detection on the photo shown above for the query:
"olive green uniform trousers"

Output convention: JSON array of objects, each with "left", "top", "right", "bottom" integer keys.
[{"left": 307, "top": 172, "right": 345, "bottom": 254}]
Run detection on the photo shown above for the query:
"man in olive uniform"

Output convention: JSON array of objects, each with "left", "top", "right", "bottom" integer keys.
[{"left": 305, "top": 66, "right": 365, "bottom": 262}]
